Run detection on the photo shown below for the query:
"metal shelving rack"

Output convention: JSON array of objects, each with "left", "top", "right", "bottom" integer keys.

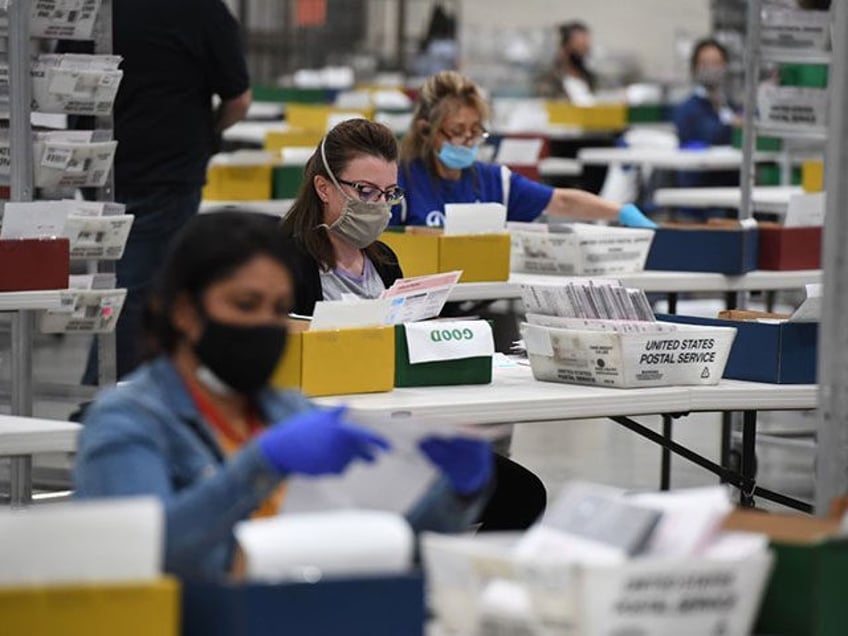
[{"left": 738, "top": 0, "right": 846, "bottom": 514}]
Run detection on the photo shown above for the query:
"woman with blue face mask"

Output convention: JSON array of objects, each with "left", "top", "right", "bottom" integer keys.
[{"left": 396, "top": 70, "right": 655, "bottom": 229}]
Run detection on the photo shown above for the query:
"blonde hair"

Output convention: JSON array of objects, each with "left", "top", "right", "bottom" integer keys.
[{"left": 399, "top": 71, "right": 490, "bottom": 167}]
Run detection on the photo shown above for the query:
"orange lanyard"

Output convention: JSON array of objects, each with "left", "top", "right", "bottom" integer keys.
[{"left": 185, "top": 379, "right": 264, "bottom": 447}]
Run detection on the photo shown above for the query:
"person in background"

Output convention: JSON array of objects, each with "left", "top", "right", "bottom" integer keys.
[
  {"left": 280, "top": 118, "right": 547, "bottom": 532},
  {"left": 77, "top": 0, "right": 253, "bottom": 385},
  {"left": 672, "top": 38, "right": 741, "bottom": 202},
  {"left": 74, "top": 211, "right": 494, "bottom": 580},
  {"left": 536, "top": 21, "right": 596, "bottom": 104},
  {"left": 395, "top": 71, "right": 654, "bottom": 229}
]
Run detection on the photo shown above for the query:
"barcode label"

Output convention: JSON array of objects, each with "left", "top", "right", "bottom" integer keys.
[{"left": 41, "top": 146, "right": 73, "bottom": 169}]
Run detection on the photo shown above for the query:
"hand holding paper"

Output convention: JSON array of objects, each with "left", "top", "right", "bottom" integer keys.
[
  {"left": 260, "top": 406, "right": 391, "bottom": 476},
  {"left": 419, "top": 436, "right": 493, "bottom": 495}
]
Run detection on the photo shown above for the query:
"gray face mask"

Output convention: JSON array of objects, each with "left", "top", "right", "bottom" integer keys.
[
  {"left": 695, "top": 67, "right": 726, "bottom": 89},
  {"left": 318, "top": 137, "right": 392, "bottom": 249}
]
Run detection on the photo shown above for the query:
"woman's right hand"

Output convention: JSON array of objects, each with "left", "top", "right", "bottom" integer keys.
[{"left": 258, "top": 406, "right": 390, "bottom": 476}]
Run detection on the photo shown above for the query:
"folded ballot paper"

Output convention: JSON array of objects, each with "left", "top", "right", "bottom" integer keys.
[
  {"left": 235, "top": 511, "right": 414, "bottom": 583},
  {"left": 310, "top": 270, "right": 460, "bottom": 330},
  {"left": 520, "top": 279, "right": 736, "bottom": 388},
  {"left": 422, "top": 483, "right": 773, "bottom": 636},
  {"left": 1, "top": 199, "right": 133, "bottom": 260},
  {"left": 510, "top": 221, "right": 654, "bottom": 276},
  {"left": 0, "top": 497, "right": 163, "bottom": 586}
]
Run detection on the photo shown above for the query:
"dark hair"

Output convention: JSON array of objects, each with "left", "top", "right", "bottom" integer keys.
[
  {"left": 689, "top": 38, "right": 729, "bottom": 76},
  {"left": 559, "top": 21, "right": 590, "bottom": 48},
  {"left": 280, "top": 118, "right": 398, "bottom": 270},
  {"left": 147, "top": 211, "right": 298, "bottom": 353}
]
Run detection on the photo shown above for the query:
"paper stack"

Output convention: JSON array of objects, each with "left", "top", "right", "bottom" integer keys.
[
  {"left": 423, "top": 483, "right": 774, "bottom": 636},
  {"left": 520, "top": 279, "right": 736, "bottom": 388}
]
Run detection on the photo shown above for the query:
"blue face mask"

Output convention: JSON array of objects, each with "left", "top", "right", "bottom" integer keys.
[{"left": 438, "top": 142, "right": 479, "bottom": 170}]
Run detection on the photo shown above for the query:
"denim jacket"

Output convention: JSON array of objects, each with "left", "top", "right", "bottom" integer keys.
[{"left": 74, "top": 356, "right": 486, "bottom": 580}]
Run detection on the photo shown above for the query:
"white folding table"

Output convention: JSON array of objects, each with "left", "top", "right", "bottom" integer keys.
[
  {"left": 653, "top": 185, "right": 803, "bottom": 215},
  {"left": 0, "top": 415, "right": 81, "bottom": 507},
  {"left": 316, "top": 365, "right": 817, "bottom": 511}
]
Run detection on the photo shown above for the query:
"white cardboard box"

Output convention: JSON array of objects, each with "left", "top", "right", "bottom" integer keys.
[
  {"left": 422, "top": 532, "right": 773, "bottom": 636},
  {"left": 510, "top": 223, "right": 654, "bottom": 276},
  {"left": 523, "top": 322, "right": 736, "bottom": 388}
]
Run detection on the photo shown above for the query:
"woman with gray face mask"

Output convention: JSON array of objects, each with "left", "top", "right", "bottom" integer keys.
[
  {"left": 673, "top": 38, "right": 741, "bottom": 150},
  {"left": 672, "top": 38, "right": 742, "bottom": 212},
  {"left": 279, "top": 118, "right": 548, "bottom": 533},
  {"left": 280, "top": 118, "right": 404, "bottom": 314}
]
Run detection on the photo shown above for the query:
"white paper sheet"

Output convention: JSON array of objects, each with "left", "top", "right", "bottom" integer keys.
[
  {"left": 0, "top": 497, "right": 162, "bottom": 585},
  {"left": 495, "top": 138, "right": 544, "bottom": 166},
  {"left": 310, "top": 298, "right": 393, "bottom": 331},
  {"left": 1, "top": 201, "right": 69, "bottom": 238},
  {"left": 235, "top": 510, "right": 413, "bottom": 583},
  {"left": 404, "top": 320, "right": 494, "bottom": 364},
  {"left": 784, "top": 192, "right": 825, "bottom": 228},
  {"left": 789, "top": 283, "right": 822, "bottom": 322},
  {"left": 443, "top": 203, "right": 507, "bottom": 236}
]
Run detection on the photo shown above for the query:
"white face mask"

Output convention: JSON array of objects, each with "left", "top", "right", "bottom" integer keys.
[{"left": 317, "top": 137, "right": 392, "bottom": 249}]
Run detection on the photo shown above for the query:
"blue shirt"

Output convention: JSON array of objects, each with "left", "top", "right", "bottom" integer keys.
[
  {"left": 74, "top": 356, "right": 488, "bottom": 580},
  {"left": 672, "top": 92, "right": 739, "bottom": 194},
  {"left": 673, "top": 92, "right": 733, "bottom": 147},
  {"left": 395, "top": 159, "right": 554, "bottom": 227}
]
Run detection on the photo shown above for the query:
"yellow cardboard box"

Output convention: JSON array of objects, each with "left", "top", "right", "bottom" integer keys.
[
  {"left": 285, "top": 104, "right": 374, "bottom": 130},
  {"left": 264, "top": 128, "right": 325, "bottom": 152},
  {"left": 272, "top": 326, "right": 395, "bottom": 397},
  {"left": 545, "top": 101, "right": 627, "bottom": 131},
  {"left": 802, "top": 160, "right": 824, "bottom": 192},
  {"left": 203, "top": 163, "right": 273, "bottom": 201},
  {"left": 380, "top": 229, "right": 511, "bottom": 282},
  {"left": 0, "top": 578, "right": 180, "bottom": 636}
]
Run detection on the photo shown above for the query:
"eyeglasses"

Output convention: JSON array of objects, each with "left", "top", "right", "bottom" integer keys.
[
  {"left": 338, "top": 179, "right": 405, "bottom": 205},
  {"left": 439, "top": 126, "right": 490, "bottom": 147}
]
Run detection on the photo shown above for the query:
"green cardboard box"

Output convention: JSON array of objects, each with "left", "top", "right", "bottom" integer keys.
[
  {"left": 394, "top": 323, "right": 493, "bottom": 388},
  {"left": 725, "top": 510, "right": 848, "bottom": 636},
  {"left": 272, "top": 165, "right": 305, "bottom": 199}
]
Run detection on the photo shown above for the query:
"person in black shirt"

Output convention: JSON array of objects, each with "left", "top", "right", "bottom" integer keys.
[{"left": 81, "top": 0, "right": 252, "bottom": 383}]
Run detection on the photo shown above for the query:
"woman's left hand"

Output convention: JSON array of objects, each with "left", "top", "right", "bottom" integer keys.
[{"left": 618, "top": 203, "right": 657, "bottom": 229}]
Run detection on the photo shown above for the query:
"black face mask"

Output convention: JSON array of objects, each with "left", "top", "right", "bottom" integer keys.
[
  {"left": 569, "top": 51, "right": 586, "bottom": 71},
  {"left": 193, "top": 317, "right": 288, "bottom": 395}
]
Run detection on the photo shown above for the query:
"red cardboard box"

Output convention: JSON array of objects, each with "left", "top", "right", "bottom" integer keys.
[
  {"left": 0, "top": 238, "right": 69, "bottom": 292},
  {"left": 758, "top": 223, "right": 821, "bottom": 271}
]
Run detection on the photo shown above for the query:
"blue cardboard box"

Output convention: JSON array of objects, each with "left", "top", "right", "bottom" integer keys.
[
  {"left": 182, "top": 574, "right": 425, "bottom": 636},
  {"left": 658, "top": 314, "right": 817, "bottom": 384},
  {"left": 646, "top": 225, "right": 758, "bottom": 274}
]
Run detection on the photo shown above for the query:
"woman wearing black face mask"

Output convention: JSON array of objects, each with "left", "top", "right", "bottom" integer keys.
[
  {"left": 74, "top": 211, "right": 495, "bottom": 580},
  {"left": 281, "top": 119, "right": 549, "bottom": 533},
  {"left": 536, "top": 21, "right": 596, "bottom": 104}
]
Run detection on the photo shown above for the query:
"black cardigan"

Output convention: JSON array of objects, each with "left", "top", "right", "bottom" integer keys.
[{"left": 282, "top": 237, "right": 403, "bottom": 316}]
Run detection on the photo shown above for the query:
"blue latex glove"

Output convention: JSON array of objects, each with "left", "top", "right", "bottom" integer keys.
[
  {"left": 259, "top": 406, "right": 391, "bottom": 476},
  {"left": 618, "top": 203, "right": 657, "bottom": 229},
  {"left": 419, "top": 436, "right": 494, "bottom": 496}
]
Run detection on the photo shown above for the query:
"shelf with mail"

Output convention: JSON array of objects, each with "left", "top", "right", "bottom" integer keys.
[
  {"left": 0, "top": 129, "right": 116, "bottom": 188},
  {"left": 0, "top": 0, "right": 103, "bottom": 41},
  {"left": 0, "top": 53, "right": 122, "bottom": 119},
  {"left": 39, "top": 274, "right": 126, "bottom": 334},
  {"left": 1, "top": 199, "right": 133, "bottom": 261}
]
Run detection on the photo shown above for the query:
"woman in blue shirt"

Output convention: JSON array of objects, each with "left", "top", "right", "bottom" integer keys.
[
  {"left": 395, "top": 70, "right": 654, "bottom": 229},
  {"left": 673, "top": 38, "right": 741, "bottom": 194},
  {"left": 74, "top": 211, "right": 494, "bottom": 580}
]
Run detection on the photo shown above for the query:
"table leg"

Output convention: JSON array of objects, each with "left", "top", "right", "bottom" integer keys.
[
  {"left": 660, "top": 415, "right": 673, "bottom": 490},
  {"left": 10, "top": 310, "right": 33, "bottom": 416},
  {"left": 724, "top": 292, "right": 738, "bottom": 312},
  {"left": 9, "top": 455, "right": 33, "bottom": 507},
  {"left": 740, "top": 411, "right": 757, "bottom": 507},
  {"left": 720, "top": 412, "right": 732, "bottom": 483},
  {"left": 667, "top": 293, "right": 678, "bottom": 315}
]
